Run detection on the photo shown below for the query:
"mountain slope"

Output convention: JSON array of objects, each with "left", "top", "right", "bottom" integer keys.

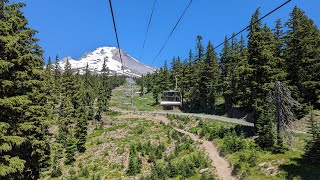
[{"left": 58, "top": 47, "right": 155, "bottom": 77}]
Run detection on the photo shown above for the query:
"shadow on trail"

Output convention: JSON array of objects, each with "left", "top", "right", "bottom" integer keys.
[{"left": 279, "top": 158, "right": 320, "bottom": 180}]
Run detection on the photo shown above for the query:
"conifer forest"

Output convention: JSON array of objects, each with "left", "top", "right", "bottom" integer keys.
[{"left": 0, "top": 1, "right": 320, "bottom": 180}]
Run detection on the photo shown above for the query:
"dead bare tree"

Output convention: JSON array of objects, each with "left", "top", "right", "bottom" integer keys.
[{"left": 275, "top": 81, "right": 301, "bottom": 145}]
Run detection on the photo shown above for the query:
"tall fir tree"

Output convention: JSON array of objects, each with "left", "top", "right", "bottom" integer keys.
[
  {"left": 97, "top": 58, "right": 110, "bottom": 116},
  {"left": 0, "top": 1, "right": 50, "bottom": 179},
  {"left": 190, "top": 36, "right": 204, "bottom": 109},
  {"left": 303, "top": 107, "right": 320, "bottom": 164},
  {"left": 247, "top": 9, "right": 286, "bottom": 120},
  {"left": 64, "top": 134, "right": 77, "bottom": 165},
  {"left": 235, "top": 35, "right": 251, "bottom": 108},
  {"left": 284, "top": 6, "right": 320, "bottom": 107},
  {"left": 75, "top": 104, "right": 88, "bottom": 153},
  {"left": 255, "top": 96, "right": 277, "bottom": 150},
  {"left": 201, "top": 41, "right": 221, "bottom": 110},
  {"left": 220, "top": 36, "right": 233, "bottom": 110}
]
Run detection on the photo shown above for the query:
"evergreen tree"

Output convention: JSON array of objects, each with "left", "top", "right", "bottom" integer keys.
[
  {"left": 152, "top": 70, "right": 161, "bottom": 104},
  {"left": 56, "top": 96, "right": 74, "bottom": 146},
  {"left": 50, "top": 147, "right": 62, "bottom": 177},
  {"left": 222, "top": 35, "right": 241, "bottom": 110},
  {"left": 64, "top": 134, "right": 77, "bottom": 165},
  {"left": 97, "top": 58, "right": 110, "bottom": 116},
  {"left": 182, "top": 50, "right": 194, "bottom": 107},
  {"left": 303, "top": 107, "right": 320, "bottom": 164},
  {"left": 81, "top": 63, "right": 94, "bottom": 107},
  {"left": 0, "top": 1, "right": 50, "bottom": 179},
  {"left": 61, "top": 59, "right": 78, "bottom": 108},
  {"left": 220, "top": 36, "right": 231, "bottom": 82},
  {"left": 273, "top": 19, "right": 284, "bottom": 59},
  {"left": 75, "top": 104, "right": 88, "bottom": 153},
  {"left": 54, "top": 55, "right": 61, "bottom": 82},
  {"left": 255, "top": 96, "right": 277, "bottom": 150},
  {"left": 284, "top": 6, "right": 320, "bottom": 107},
  {"left": 190, "top": 36, "right": 205, "bottom": 109},
  {"left": 235, "top": 35, "right": 251, "bottom": 108},
  {"left": 247, "top": 9, "right": 286, "bottom": 120},
  {"left": 220, "top": 36, "right": 233, "bottom": 110},
  {"left": 201, "top": 41, "right": 221, "bottom": 110}
]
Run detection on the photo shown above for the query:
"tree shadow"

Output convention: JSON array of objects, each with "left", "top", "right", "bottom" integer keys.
[
  {"left": 232, "top": 125, "right": 256, "bottom": 137},
  {"left": 279, "top": 158, "right": 320, "bottom": 180}
]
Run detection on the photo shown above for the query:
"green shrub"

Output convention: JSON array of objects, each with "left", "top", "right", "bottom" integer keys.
[
  {"left": 80, "top": 166, "right": 89, "bottom": 177},
  {"left": 221, "top": 131, "right": 245, "bottom": 154}
]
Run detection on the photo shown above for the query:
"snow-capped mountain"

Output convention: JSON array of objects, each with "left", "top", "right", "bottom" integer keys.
[{"left": 57, "top": 47, "right": 155, "bottom": 77}]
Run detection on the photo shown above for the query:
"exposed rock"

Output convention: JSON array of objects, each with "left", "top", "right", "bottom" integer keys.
[
  {"left": 258, "top": 162, "right": 267, "bottom": 167},
  {"left": 266, "top": 166, "right": 276, "bottom": 171},
  {"left": 199, "top": 168, "right": 209, "bottom": 174}
]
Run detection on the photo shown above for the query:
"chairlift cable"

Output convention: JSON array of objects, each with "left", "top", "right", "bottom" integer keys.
[
  {"left": 151, "top": 0, "right": 193, "bottom": 65},
  {"left": 140, "top": 0, "right": 157, "bottom": 61},
  {"left": 214, "top": 0, "right": 293, "bottom": 50},
  {"left": 108, "top": 0, "right": 125, "bottom": 72}
]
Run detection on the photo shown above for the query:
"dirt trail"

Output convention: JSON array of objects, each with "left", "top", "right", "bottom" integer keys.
[
  {"left": 174, "top": 128, "right": 235, "bottom": 180},
  {"left": 117, "top": 113, "right": 235, "bottom": 180}
]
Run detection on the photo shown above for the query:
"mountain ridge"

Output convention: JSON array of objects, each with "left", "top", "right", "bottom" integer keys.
[{"left": 57, "top": 47, "right": 155, "bottom": 77}]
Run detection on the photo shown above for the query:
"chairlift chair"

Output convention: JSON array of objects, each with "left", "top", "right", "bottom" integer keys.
[
  {"left": 160, "top": 90, "right": 182, "bottom": 108},
  {"left": 159, "top": 75, "right": 182, "bottom": 108}
]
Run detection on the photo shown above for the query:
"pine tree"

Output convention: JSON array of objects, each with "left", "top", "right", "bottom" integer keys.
[
  {"left": 50, "top": 146, "right": 62, "bottom": 177},
  {"left": 220, "top": 36, "right": 233, "bottom": 110},
  {"left": 56, "top": 96, "right": 74, "bottom": 146},
  {"left": 190, "top": 36, "right": 205, "bottom": 109},
  {"left": 97, "top": 58, "right": 110, "bottom": 116},
  {"left": 181, "top": 50, "right": 194, "bottom": 107},
  {"left": 44, "top": 57, "right": 57, "bottom": 122},
  {"left": 160, "top": 60, "right": 171, "bottom": 90},
  {"left": 284, "top": 6, "right": 320, "bottom": 107},
  {"left": 236, "top": 35, "right": 251, "bottom": 108},
  {"left": 247, "top": 9, "right": 286, "bottom": 120},
  {"left": 220, "top": 36, "right": 232, "bottom": 82},
  {"left": 64, "top": 134, "right": 77, "bottom": 165},
  {"left": 81, "top": 63, "right": 94, "bottom": 107},
  {"left": 54, "top": 55, "right": 61, "bottom": 82},
  {"left": 53, "top": 55, "right": 62, "bottom": 107},
  {"left": 222, "top": 35, "right": 241, "bottom": 110},
  {"left": 255, "top": 96, "right": 277, "bottom": 150},
  {"left": 303, "top": 107, "right": 320, "bottom": 164},
  {"left": 0, "top": 1, "right": 50, "bottom": 178},
  {"left": 75, "top": 104, "right": 88, "bottom": 153},
  {"left": 201, "top": 41, "right": 221, "bottom": 110},
  {"left": 152, "top": 70, "right": 161, "bottom": 104},
  {"left": 61, "top": 59, "right": 78, "bottom": 108}
]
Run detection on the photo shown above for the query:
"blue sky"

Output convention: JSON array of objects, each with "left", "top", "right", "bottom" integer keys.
[{"left": 21, "top": 0, "right": 319, "bottom": 67}]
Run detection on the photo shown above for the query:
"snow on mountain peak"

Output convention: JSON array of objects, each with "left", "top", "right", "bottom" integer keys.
[{"left": 57, "top": 46, "right": 155, "bottom": 77}]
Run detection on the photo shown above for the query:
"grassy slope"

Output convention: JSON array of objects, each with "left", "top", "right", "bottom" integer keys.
[
  {"left": 41, "top": 85, "right": 216, "bottom": 180},
  {"left": 169, "top": 115, "right": 320, "bottom": 180},
  {"left": 109, "top": 85, "right": 163, "bottom": 112}
]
